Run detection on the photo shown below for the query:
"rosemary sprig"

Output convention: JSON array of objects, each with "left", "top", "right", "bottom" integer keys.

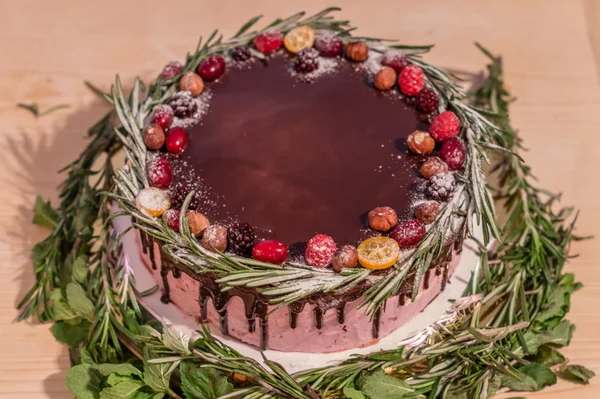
[{"left": 17, "top": 102, "right": 70, "bottom": 118}]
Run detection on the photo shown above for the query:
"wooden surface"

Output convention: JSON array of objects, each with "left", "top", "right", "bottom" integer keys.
[{"left": 1, "top": 1, "right": 600, "bottom": 397}]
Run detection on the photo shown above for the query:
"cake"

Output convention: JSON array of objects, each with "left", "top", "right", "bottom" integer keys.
[{"left": 133, "top": 27, "right": 468, "bottom": 353}]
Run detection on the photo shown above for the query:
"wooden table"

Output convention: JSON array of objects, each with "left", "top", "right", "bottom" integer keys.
[{"left": 1, "top": 1, "right": 599, "bottom": 397}]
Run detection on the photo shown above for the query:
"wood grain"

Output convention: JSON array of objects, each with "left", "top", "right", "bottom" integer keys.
[{"left": 1, "top": 1, "right": 599, "bottom": 397}]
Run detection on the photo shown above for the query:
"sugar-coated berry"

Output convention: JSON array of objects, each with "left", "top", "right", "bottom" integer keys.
[
  {"left": 440, "top": 136, "right": 466, "bottom": 170},
  {"left": 314, "top": 34, "right": 343, "bottom": 57},
  {"left": 252, "top": 240, "right": 289, "bottom": 265},
  {"left": 253, "top": 31, "right": 284, "bottom": 54},
  {"left": 398, "top": 65, "right": 425, "bottom": 96},
  {"left": 381, "top": 52, "right": 410, "bottom": 73},
  {"left": 429, "top": 111, "right": 460, "bottom": 141},
  {"left": 151, "top": 105, "right": 174, "bottom": 130},
  {"left": 165, "top": 127, "right": 188, "bottom": 154},
  {"left": 417, "top": 88, "right": 439, "bottom": 113},
  {"left": 230, "top": 46, "right": 252, "bottom": 62},
  {"left": 228, "top": 222, "right": 256, "bottom": 256},
  {"left": 198, "top": 55, "right": 226, "bottom": 82},
  {"left": 160, "top": 61, "right": 183, "bottom": 79},
  {"left": 391, "top": 219, "right": 426, "bottom": 249},
  {"left": 143, "top": 124, "right": 166, "bottom": 150},
  {"left": 163, "top": 209, "right": 181, "bottom": 231},
  {"left": 147, "top": 157, "right": 173, "bottom": 189},
  {"left": 294, "top": 48, "right": 320, "bottom": 73},
  {"left": 169, "top": 91, "right": 198, "bottom": 119},
  {"left": 305, "top": 234, "right": 337, "bottom": 268},
  {"left": 426, "top": 173, "right": 456, "bottom": 201}
]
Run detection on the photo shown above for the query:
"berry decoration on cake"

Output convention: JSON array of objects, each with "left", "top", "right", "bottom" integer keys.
[
  {"left": 165, "top": 127, "right": 188, "bottom": 154},
  {"left": 440, "top": 136, "right": 467, "bottom": 170},
  {"left": 398, "top": 64, "right": 425, "bottom": 96},
  {"left": 147, "top": 157, "right": 172, "bottom": 189},
  {"left": 230, "top": 45, "right": 253, "bottom": 62},
  {"left": 163, "top": 209, "right": 181, "bottom": 232},
  {"left": 314, "top": 34, "right": 343, "bottom": 57},
  {"left": 416, "top": 87, "right": 439, "bottom": 113},
  {"left": 160, "top": 61, "right": 183, "bottom": 79},
  {"left": 429, "top": 111, "right": 461, "bottom": 141},
  {"left": 426, "top": 172, "right": 456, "bottom": 201},
  {"left": 227, "top": 222, "right": 256, "bottom": 256},
  {"left": 294, "top": 48, "right": 320, "bottom": 73},
  {"left": 381, "top": 51, "right": 410, "bottom": 73},
  {"left": 253, "top": 31, "right": 284, "bottom": 54},
  {"left": 252, "top": 240, "right": 289, "bottom": 264},
  {"left": 390, "top": 219, "right": 426, "bottom": 249},
  {"left": 198, "top": 55, "right": 226, "bottom": 82},
  {"left": 305, "top": 234, "right": 337, "bottom": 268},
  {"left": 168, "top": 91, "right": 198, "bottom": 118}
]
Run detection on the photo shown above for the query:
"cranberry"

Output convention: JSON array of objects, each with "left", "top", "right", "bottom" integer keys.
[
  {"left": 151, "top": 105, "right": 174, "bottom": 130},
  {"left": 165, "top": 127, "right": 188, "bottom": 155},
  {"left": 253, "top": 31, "right": 284, "bottom": 54},
  {"left": 382, "top": 52, "right": 410, "bottom": 73},
  {"left": 440, "top": 137, "right": 466, "bottom": 170},
  {"left": 391, "top": 220, "right": 426, "bottom": 249},
  {"left": 163, "top": 209, "right": 181, "bottom": 231},
  {"left": 160, "top": 61, "right": 183, "bottom": 79},
  {"left": 314, "top": 34, "right": 343, "bottom": 57},
  {"left": 198, "top": 55, "right": 226, "bottom": 82},
  {"left": 147, "top": 157, "right": 173, "bottom": 189},
  {"left": 252, "top": 240, "right": 289, "bottom": 264}
]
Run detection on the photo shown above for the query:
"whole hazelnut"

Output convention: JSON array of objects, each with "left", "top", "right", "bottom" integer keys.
[
  {"left": 186, "top": 210, "right": 210, "bottom": 237},
  {"left": 179, "top": 72, "right": 204, "bottom": 97},
  {"left": 407, "top": 131, "right": 435, "bottom": 155},
  {"left": 143, "top": 123, "right": 165, "bottom": 150},
  {"left": 368, "top": 206, "right": 398, "bottom": 232},
  {"left": 345, "top": 41, "right": 369, "bottom": 62},
  {"left": 201, "top": 225, "right": 227, "bottom": 252},
  {"left": 332, "top": 245, "right": 358, "bottom": 272},
  {"left": 374, "top": 66, "right": 397, "bottom": 91},
  {"left": 421, "top": 156, "right": 449, "bottom": 179},
  {"left": 414, "top": 201, "right": 440, "bottom": 224}
]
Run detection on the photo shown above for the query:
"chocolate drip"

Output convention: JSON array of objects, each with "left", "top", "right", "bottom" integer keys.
[
  {"left": 423, "top": 269, "right": 431, "bottom": 290},
  {"left": 214, "top": 292, "right": 230, "bottom": 335},
  {"left": 160, "top": 267, "right": 171, "bottom": 303},
  {"left": 256, "top": 301, "right": 269, "bottom": 350},
  {"left": 289, "top": 301, "right": 305, "bottom": 329},
  {"left": 140, "top": 231, "right": 148, "bottom": 255},
  {"left": 148, "top": 238, "right": 157, "bottom": 270},
  {"left": 398, "top": 294, "right": 406, "bottom": 306},
  {"left": 172, "top": 268, "right": 182, "bottom": 278},
  {"left": 199, "top": 287, "right": 210, "bottom": 321},
  {"left": 245, "top": 297, "right": 258, "bottom": 333},
  {"left": 336, "top": 303, "right": 345, "bottom": 324},
  {"left": 441, "top": 264, "right": 449, "bottom": 292},
  {"left": 372, "top": 308, "right": 381, "bottom": 339},
  {"left": 315, "top": 307, "right": 324, "bottom": 329}
]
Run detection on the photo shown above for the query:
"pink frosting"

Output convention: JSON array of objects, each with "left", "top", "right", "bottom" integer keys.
[{"left": 138, "top": 234, "right": 460, "bottom": 353}]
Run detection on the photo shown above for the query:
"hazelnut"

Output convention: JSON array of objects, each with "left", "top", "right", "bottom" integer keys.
[
  {"left": 407, "top": 131, "right": 435, "bottom": 155},
  {"left": 179, "top": 72, "right": 204, "bottom": 96},
  {"left": 374, "top": 66, "right": 397, "bottom": 91},
  {"left": 414, "top": 201, "right": 440, "bottom": 224},
  {"left": 201, "top": 225, "right": 227, "bottom": 252},
  {"left": 345, "top": 41, "right": 369, "bottom": 62},
  {"left": 368, "top": 206, "right": 398, "bottom": 232},
  {"left": 143, "top": 123, "right": 165, "bottom": 150},
  {"left": 421, "top": 156, "right": 449, "bottom": 179},
  {"left": 332, "top": 245, "right": 358, "bottom": 272},
  {"left": 186, "top": 210, "right": 210, "bottom": 237}
]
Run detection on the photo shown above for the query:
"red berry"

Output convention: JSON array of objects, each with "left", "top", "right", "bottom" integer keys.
[
  {"left": 305, "top": 234, "right": 337, "bottom": 268},
  {"left": 151, "top": 105, "right": 174, "bottom": 130},
  {"left": 314, "top": 34, "right": 343, "bottom": 57},
  {"left": 253, "top": 31, "right": 284, "bottom": 54},
  {"left": 147, "top": 157, "right": 173, "bottom": 189},
  {"left": 163, "top": 209, "right": 181, "bottom": 231},
  {"left": 398, "top": 65, "right": 425, "bottom": 96},
  {"left": 252, "top": 240, "right": 289, "bottom": 264},
  {"left": 165, "top": 127, "right": 188, "bottom": 154},
  {"left": 440, "top": 137, "right": 466, "bottom": 170},
  {"left": 391, "top": 220, "right": 426, "bottom": 249},
  {"left": 417, "top": 88, "right": 439, "bottom": 114},
  {"left": 429, "top": 111, "right": 461, "bottom": 141},
  {"left": 160, "top": 61, "right": 183, "bottom": 79},
  {"left": 381, "top": 52, "right": 410, "bottom": 73},
  {"left": 198, "top": 55, "right": 226, "bottom": 82}
]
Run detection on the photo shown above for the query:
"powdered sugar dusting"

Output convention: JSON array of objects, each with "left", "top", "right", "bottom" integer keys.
[
  {"left": 289, "top": 56, "right": 340, "bottom": 82},
  {"left": 172, "top": 90, "right": 213, "bottom": 129}
]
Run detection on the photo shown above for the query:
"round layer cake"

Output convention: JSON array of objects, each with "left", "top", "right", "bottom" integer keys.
[{"left": 135, "top": 29, "right": 467, "bottom": 353}]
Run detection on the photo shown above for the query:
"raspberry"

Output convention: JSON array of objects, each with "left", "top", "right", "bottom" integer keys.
[
  {"left": 228, "top": 222, "right": 256, "bottom": 256},
  {"left": 305, "top": 234, "right": 337, "bottom": 268},
  {"left": 168, "top": 91, "right": 198, "bottom": 119},
  {"left": 398, "top": 65, "right": 425, "bottom": 96},
  {"left": 294, "top": 48, "right": 320, "bottom": 73},
  {"left": 390, "top": 220, "right": 426, "bottom": 249},
  {"left": 252, "top": 240, "right": 289, "bottom": 264},
  {"left": 429, "top": 111, "right": 461, "bottom": 141},
  {"left": 426, "top": 173, "right": 456, "bottom": 201},
  {"left": 230, "top": 45, "right": 252, "bottom": 62},
  {"left": 314, "top": 34, "right": 343, "bottom": 57},
  {"left": 163, "top": 209, "right": 181, "bottom": 231},
  {"left": 253, "top": 31, "right": 284, "bottom": 54},
  {"left": 160, "top": 61, "right": 183, "bottom": 80},
  {"left": 198, "top": 55, "right": 226, "bottom": 82},
  {"left": 417, "top": 88, "right": 439, "bottom": 114},
  {"left": 440, "top": 137, "right": 466, "bottom": 170},
  {"left": 381, "top": 52, "right": 410, "bottom": 73},
  {"left": 147, "top": 157, "right": 173, "bottom": 189},
  {"left": 151, "top": 105, "right": 174, "bottom": 130}
]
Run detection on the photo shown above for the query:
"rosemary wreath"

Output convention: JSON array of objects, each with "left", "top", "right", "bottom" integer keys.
[{"left": 18, "top": 8, "right": 593, "bottom": 399}]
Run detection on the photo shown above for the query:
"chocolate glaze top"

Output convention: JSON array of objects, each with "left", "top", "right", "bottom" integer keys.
[{"left": 172, "top": 54, "right": 427, "bottom": 247}]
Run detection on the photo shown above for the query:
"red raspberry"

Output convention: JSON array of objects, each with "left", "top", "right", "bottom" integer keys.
[
  {"left": 252, "top": 240, "right": 289, "bottom": 264},
  {"left": 314, "top": 34, "right": 343, "bottom": 57},
  {"left": 163, "top": 209, "right": 181, "bottom": 231},
  {"left": 198, "top": 55, "right": 226, "bottom": 82},
  {"left": 390, "top": 220, "right": 426, "bottom": 249},
  {"left": 151, "top": 105, "right": 174, "bottom": 130},
  {"left": 440, "top": 137, "right": 466, "bottom": 170},
  {"left": 165, "top": 127, "right": 188, "bottom": 154},
  {"left": 305, "top": 234, "right": 337, "bottom": 268},
  {"left": 253, "top": 31, "right": 284, "bottom": 55},
  {"left": 417, "top": 88, "right": 439, "bottom": 114},
  {"left": 381, "top": 52, "right": 410, "bottom": 73},
  {"left": 147, "top": 157, "right": 173, "bottom": 189},
  {"left": 160, "top": 61, "right": 183, "bottom": 80},
  {"left": 429, "top": 111, "right": 461, "bottom": 141},
  {"left": 398, "top": 65, "right": 425, "bottom": 96}
]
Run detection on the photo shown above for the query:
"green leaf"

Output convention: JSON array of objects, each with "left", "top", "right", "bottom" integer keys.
[
  {"left": 162, "top": 324, "right": 191, "bottom": 355},
  {"left": 528, "top": 345, "right": 566, "bottom": 366},
  {"left": 143, "top": 361, "right": 175, "bottom": 393},
  {"left": 500, "top": 363, "right": 557, "bottom": 392},
  {"left": 32, "top": 196, "right": 59, "bottom": 229},
  {"left": 81, "top": 348, "right": 96, "bottom": 365},
  {"left": 130, "top": 392, "right": 158, "bottom": 399},
  {"left": 66, "top": 282, "right": 95, "bottom": 320},
  {"left": 522, "top": 319, "right": 575, "bottom": 353},
  {"left": 343, "top": 385, "right": 366, "bottom": 399},
  {"left": 51, "top": 320, "right": 90, "bottom": 346},
  {"left": 50, "top": 289, "right": 78, "bottom": 320},
  {"left": 100, "top": 380, "right": 144, "bottom": 399},
  {"left": 180, "top": 363, "right": 234, "bottom": 399},
  {"left": 107, "top": 374, "right": 135, "bottom": 387},
  {"left": 66, "top": 364, "right": 102, "bottom": 399},
  {"left": 73, "top": 255, "right": 90, "bottom": 284},
  {"left": 486, "top": 374, "right": 501, "bottom": 397},
  {"left": 558, "top": 364, "right": 595, "bottom": 384},
  {"left": 359, "top": 371, "right": 414, "bottom": 398},
  {"left": 98, "top": 363, "right": 143, "bottom": 377},
  {"left": 534, "top": 277, "right": 580, "bottom": 326}
]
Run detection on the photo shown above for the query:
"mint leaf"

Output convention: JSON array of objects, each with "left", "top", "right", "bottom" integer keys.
[
  {"left": 51, "top": 320, "right": 90, "bottom": 346},
  {"left": 73, "top": 255, "right": 90, "bottom": 284},
  {"left": 32, "top": 196, "right": 59, "bottom": 229},
  {"left": 359, "top": 371, "right": 414, "bottom": 398},
  {"left": 66, "top": 364, "right": 102, "bottom": 399},
  {"left": 180, "top": 363, "right": 234, "bottom": 399},
  {"left": 162, "top": 324, "right": 191, "bottom": 355},
  {"left": 98, "top": 363, "right": 143, "bottom": 377},
  {"left": 528, "top": 345, "right": 565, "bottom": 366},
  {"left": 100, "top": 380, "right": 144, "bottom": 399},
  {"left": 143, "top": 361, "right": 174, "bottom": 393},
  {"left": 81, "top": 348, "right": 96, "bottom": 365},
  {"left": 523, "top": 319, "right": 575, "bottom": 353},
  {"left": 500, "top": 363, "right": 557, "bottom": 391},
  {"left": 534, "top": 276, "right": 581, "bottom": 326},
  {"left": 342, "top": 385, "right": 366, "bottom": 399},
  {"left": 558, "top": 364, "right": 595, "bottom": 384},
  {"left": 50, "top": 289, "right": 78, "bottom": 321},
  {"left": 66, "top": 282, "right": 95, "bottom": 320}
]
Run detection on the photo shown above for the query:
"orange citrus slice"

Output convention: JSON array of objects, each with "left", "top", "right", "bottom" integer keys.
[
  {"left": 357, "top": 237, "right": 400, "bottom": 270},
  {"left": 284, "top": 26, "right": 316, "bottom": 54},
  {"left": 136, "top": 187, "right": 171, "bottom": 217}
]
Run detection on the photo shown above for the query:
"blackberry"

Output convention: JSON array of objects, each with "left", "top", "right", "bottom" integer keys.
[
  {"left": 168, "top": 91, "right": 198, "bottom": 119},
  {"left": 228, "top": 222, "right": 256, "bottom": 256},
  {"left": 230, "top": 45, "right": 252, "bottom": 62},
  {"left": 294, "top": 48, "right": 320, "bottom": 73},
  {"left": 426, "top": 173, "right": 456, "bottom": 202},
  {"left": 417, "top": 88, "right": 439, "bottom": 113}
]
